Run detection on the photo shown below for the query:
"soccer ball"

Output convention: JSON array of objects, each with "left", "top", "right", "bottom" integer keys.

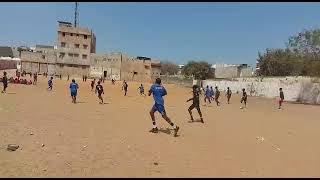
[{"left": 240, "top": 107, "right": 243, "bottom": 109}]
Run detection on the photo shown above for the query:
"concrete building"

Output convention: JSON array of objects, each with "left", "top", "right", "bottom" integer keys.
[
  {"left": 214, "top": 63, "right": 253, "bottom": 78},
  {"left": 18, "top": 21, "right": 161, "bottom": 82},
  {"left": 90, "top": 52, "right": 122, "bottom": 80},
  {"left": 0, "top": 46, "right": 21, "bottom": 78},
  {"left": 151, "top": 60, "right": 161, "bottom": 77},
  {"left": 56, "top": 21, "right": 96, "bottom": 77},
  {"left": 20, "top": 46, "right": 57, "bottom": 75}
]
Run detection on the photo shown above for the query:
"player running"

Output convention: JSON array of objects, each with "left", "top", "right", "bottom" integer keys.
[
  {"left": 138, "top": 84, "right": 146, "bottom": 96},
  {"left": 148, "top": 78, "right": 180, "bottom": 137},
  {"left": 240, "top": 88, "right": 247, "bottom": 109},
  {"left": 95, "top": 81, "right": 105, "bottom": 104},
  {"left": 69, "top": 79, "right": 79, "bottom": 104},
  {"left": 1, "top": 71, "right": 8, "bottom": 93},
  {"left": 47, "top": 77, "right": 53, "bottom": 91},
  {"left": 214, "top": 86, "right": 220, "bottom": 106},
  {"left": 122, "top": 81, "right": 128, "bottom": 96},
  {"left": 187, "top": 85, "right": 204, "bottom": 123},
  {"left": 204, "top": 85, "right": 211, "bottom": 105},
  {"left": 225, "top": 87, "right": 232, "bottom": 104},
  {"left": 91, "top": 79, "right": 96, "bottom": 91}
]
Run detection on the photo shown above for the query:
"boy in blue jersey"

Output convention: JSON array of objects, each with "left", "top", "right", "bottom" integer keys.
[
  {"left": 148, "top": 78, "right": 180, "bottom": 137},
  {"left": 69, "top": 79, "right": 79, "bottom": 103},
  {"left": 138, "top": 84, "right": 145, "bottom": 96},
  {"left": 210, "top": 86, "right": 215, "bottom": 101},
  {"left": 47, "top": 77, "right": 53, "bottom": 91},
  {"left": 204, "top": 85, "right": 211, "bottom": 105}
]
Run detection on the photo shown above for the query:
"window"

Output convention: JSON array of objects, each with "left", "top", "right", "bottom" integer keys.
[
  {"left": 59, "top": 52, "right": 65, "bottom": 59},
  {"left": 62, "top": 32, "right": 65, "bottom": 37},
  {"left": 75, "top": 44, "right": 80, "bottom": 48},
  {"left": 84, "top": 35, "right": 87, "bottom": 39},
  {"left": 74, "top": 54, "right": 79, "bottom": 58},
  {"left": 61, "top": 42, "right": 66, "bottom": 47},
  {"left": 108, "top": 59, "right": 111, "bottom": 62},
  {"left": 70, "top": 33, "right": 73, "bottom": 36},
  {"left": 83, "top": 44, "right": 88, "bottom": 49},
  {"left": 76, "top": 34, "right": 79, "bottom": 37},
  {"left": 82, "top": 54, "right": 87, "bottom": 59},
  {"left": 68, "top": 53, "right": 73, "bottom": 57},
  {"left": 42, "top": 55, "right": 45, "bottom": 59},
  {"left": 103, "top": 58, "right": 106, "bottom": 62}
]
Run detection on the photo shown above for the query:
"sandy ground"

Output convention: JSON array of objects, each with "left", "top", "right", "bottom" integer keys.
[{"left": 1, "top": 76, "right": 320, "bottom": 178}]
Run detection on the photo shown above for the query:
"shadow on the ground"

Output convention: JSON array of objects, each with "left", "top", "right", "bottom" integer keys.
[
  {"left": 158, "top": 128, "right": 180, "bottom": 137},
  {"left": 187, "top": 119, "right": 204, "bottom": 123},
  {"left": 6, "top": 92, "right": 16, "bottom": 94}
]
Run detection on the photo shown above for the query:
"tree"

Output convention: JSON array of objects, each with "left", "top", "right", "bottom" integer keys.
[
  {"left": 181, "top": 61, "right": 214, "bottom": 80},
  {"left": 257, "top": 28, "right": 320, "bottom": 77},
  {"left": 160, "top": 61, "right": 179, "bottom": 75},
  {"left": 287, "top": 29, "right": 320, "bottom": 57}
]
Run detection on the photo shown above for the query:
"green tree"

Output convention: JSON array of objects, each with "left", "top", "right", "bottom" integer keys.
[{"left": 181, "top": 61, "right": 214, "bottom": 80}]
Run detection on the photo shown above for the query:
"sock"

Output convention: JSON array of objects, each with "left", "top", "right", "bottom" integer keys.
[{"left": 152, "top": 122, "right": 157, "bottom": 128}]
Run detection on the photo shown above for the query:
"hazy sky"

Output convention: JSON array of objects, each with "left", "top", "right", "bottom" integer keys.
[{"left": 1, "top": 2, "right": 320, "bottom": 66}]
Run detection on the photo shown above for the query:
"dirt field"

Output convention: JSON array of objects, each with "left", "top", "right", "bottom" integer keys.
[{"left": 1, "top": 76, "right": 320, "bottom": 177}]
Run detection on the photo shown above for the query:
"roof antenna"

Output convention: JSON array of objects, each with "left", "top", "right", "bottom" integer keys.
[{"left": 74, "top": 2, "right": 78, "bottom": 27}]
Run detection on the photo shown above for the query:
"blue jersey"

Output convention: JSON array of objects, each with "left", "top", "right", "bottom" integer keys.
[
  {"left": 69, "top": 82, "right": 78, "bottom": 92},
  {"left": 205, "top": 88, "right": 211, "bottom": 97},
  {"left": 210, "top": 89, "right": 214, "bottom": 96},
  {"left": 48, "top": 79, "right": 52, "bottom": 86},
  {"left": 149, "top": 84, "right": 167, "bottom": 105}
]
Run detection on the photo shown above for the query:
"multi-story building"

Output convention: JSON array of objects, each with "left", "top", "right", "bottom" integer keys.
[
  {"left": 56, "top": 21, "right": 96, "bottom": 77},
  {"left": 19, "top": 21, "right": 161, "bottom": 82}
]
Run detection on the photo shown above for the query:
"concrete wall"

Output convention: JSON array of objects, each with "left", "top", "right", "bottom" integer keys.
[
  {"left": 240, "top": 67, "right": 253, "bottom": 77},
  {"left": 55, "top": 64, "right": 90, "bottom": 78},
  {"left": 155, "top": 75, "right": 193, "bottom": 87},
  {"left": 198, "top": 76, "right": 320, "bottom": 104}
]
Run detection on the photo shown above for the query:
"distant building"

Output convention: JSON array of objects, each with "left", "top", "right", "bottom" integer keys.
[
  {"left": 19, "top": 21, "right": 161, "bottom": 82},
  {"left": 213, "top": 63, "right": 253, "bottom": 78},
  {"left": 178, "top": 64, "right": 185, "bottom": 75},
  {"left": 0, "top": 46, "right": 21, "bottom": 71}
]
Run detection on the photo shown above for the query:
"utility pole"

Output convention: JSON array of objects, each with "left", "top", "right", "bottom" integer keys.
[{"left": 74, "top": 2, "right": 78, "bottom": 27}]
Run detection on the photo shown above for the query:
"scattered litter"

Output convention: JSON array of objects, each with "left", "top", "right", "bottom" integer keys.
[
  {"left": 7, "top": 144, "right": 19, "bottom": 151},
  {"left": 256, "top": 136, "right": 281, "bottom": 151},
  {"left": 153, "top": 162, "right": 159, "bottom": 165},
  {"left": 30, "top": 132, "right": 34, "bottom": 135},
  {"left": 41, "top": 144, "right": 45, "bottom": 147}
]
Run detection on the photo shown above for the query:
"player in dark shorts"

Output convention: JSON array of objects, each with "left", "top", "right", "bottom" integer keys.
[
  {"left": 278, "top": 88, "right": 284, "bottom": 110},
  {"left": 149, "top": 78, "right": 180, "bottom": 137},
  {"left": 225, "top": 87, "right": 232, "bottom": 104},
  {"left": 240, "top": 88, "right": 247, "bottom": 109},
  {"left": 187, "top": 85, "right": 204, "bottom": 123},
  {"left": 91, "top": 79, "right": 96, "bottom": 91},
  {"left": 123, "top": 81, "right": 128, "bottom": 96},
  {"left": 95, "top": 81, "right": 105, "bottom": 104},
  {"left": 69, "top": 79, "right": 79, "bottom": 103},
  {"left": 214, "top": 86, "right": 220, "bottom": 106},
  {"left": 47, "top": 77, "right": 53, "bottom": 91},
  {"left": 138, "top": 84, "right": 146, "bottom": 96},
  {"left": 2, "top": 71, "right": 8, "bottom": 93},
  {"left": 33, "top": 73, "right": 37, "bottom": 85}
]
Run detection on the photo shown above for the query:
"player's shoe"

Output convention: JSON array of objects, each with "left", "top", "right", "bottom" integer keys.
[
  {"left": 149, "top": 127, "right": 159, "bottom": 133},
  {"left": 174, "top": 126, "right": 180, "bottom": 137}
]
